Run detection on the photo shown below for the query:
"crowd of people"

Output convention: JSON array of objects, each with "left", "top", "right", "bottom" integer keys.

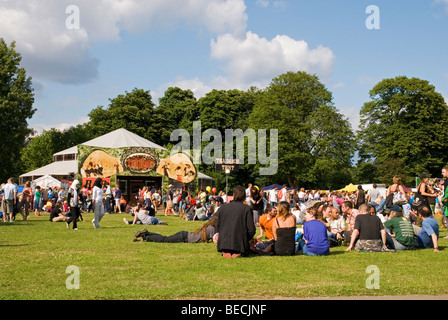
[
  {"left": 0, "top": 178, "right": 137, "bottom": 229},
  {"left": 134, "top": 169, "right": 446, "bottom": 258},
  {"left": 2, "top": 168, "right": 447, "bottom": 257}
]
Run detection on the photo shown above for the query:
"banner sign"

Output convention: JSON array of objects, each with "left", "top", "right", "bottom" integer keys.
[{"left": 215, "top": 158, "right": 240, "bottom": 172}]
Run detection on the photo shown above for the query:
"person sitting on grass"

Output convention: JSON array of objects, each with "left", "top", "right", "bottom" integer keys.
[
  {"left": 123, "top": 203, "right": 167, "bottom": 226},
  {"left": 49, "top": 202, "right": 68, "bottom": 222},
  {"left": 415, "top": 205, "right": 441, "bottom": 253},
  {"left": 384, "top": 209, "right": 416, "bottom": 250},
  {"left": 133, "top": 216, "right": 217, "bottom": 243},
  {"left": 296, "top": 207, "right": 330, "bottom": 256},
  {"left": 216, "top": 185, "right": 256, "bottom": 258},
  {"left": 193, "top": 202, "right": 209, "bottom": 221},
  {"left": 257, "top": 205, "right": 278, "bottom": 241},
  {"left": 269, "top": 201, "right": 297, "bottom": 256},
  {"left": 253, "top": 202, "right": 296, "bottom": 256},
  {"left": 328, "top": 206, "right": 346, "bottom": 245},
  {"left": 345, "top": 204, "right": 392, "bottom": 252}
]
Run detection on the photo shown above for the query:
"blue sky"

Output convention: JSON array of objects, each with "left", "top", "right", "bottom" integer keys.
[{"left": 1, "top": 0, "right": 447, "bottom": 134}]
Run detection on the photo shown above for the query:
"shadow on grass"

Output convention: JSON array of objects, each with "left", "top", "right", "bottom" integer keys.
[{"left": 0, "top": 243, "right": 29, "bottom": 247}]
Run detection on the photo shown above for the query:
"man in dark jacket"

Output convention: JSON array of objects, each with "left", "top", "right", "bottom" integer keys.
[{"left": 216, "top": 185, "right": 256, "bottom": 258}]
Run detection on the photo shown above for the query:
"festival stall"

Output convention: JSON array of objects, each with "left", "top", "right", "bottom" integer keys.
[{"left": 20, "top": 128, "right": 214, "bottom": 204}]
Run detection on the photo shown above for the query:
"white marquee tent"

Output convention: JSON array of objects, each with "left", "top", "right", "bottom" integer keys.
[{"left": 31, "top": 175, "right": 62, "bottom": 189}]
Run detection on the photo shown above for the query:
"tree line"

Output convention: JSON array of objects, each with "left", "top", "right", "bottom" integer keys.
[{"left": 2, "top": 38, "right": 448, "bottom": 190}]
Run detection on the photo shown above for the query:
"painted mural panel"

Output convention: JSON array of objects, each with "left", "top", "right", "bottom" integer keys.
[{"left": 78, "top": 145, "right": 197, "bottom": 184}]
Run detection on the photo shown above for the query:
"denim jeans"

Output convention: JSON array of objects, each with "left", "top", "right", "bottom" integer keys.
[
  {"left": 371, "top": 199, "right": 402, "bottom": 213},
  {"left": 296, "top": 239, "right": 330, "bottom": 256},
  {"left": 385, "top": 233, "right": 414, "bottom": 250}
]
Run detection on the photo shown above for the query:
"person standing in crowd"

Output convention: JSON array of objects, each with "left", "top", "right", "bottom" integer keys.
[
  {"left": 427, "top": 180, "right": 438, "bottom": 214},
  {"left": 179, "top": 186, "right": 189, "bottom": 217},
  {"left": 152, "top": 189, "right": 161, "bottom": 213},
  {"left": 104, "top": 182, "right": 112, "bottom": 214},
  {"left": 19, "top": 181, "right": 32, "bottom": 221},
  {"left": 440, "top": 167, "right": 448, "bottom": 238},
  {"left": 57, "top": 187, "right": 65, "bottom": 204},
  {"left": 245, "top": 183, "right": 253, "bottom": 205},
  {"left": 113, "top": 185, "right": 122, "bottom": 213},
  {"left": 298, "top": 188, "right": 306, "bottom": 204},
  {"left": 367, "top": 184, "right": 381, "bottom": 207},
  {"left": 1, "top": 178, "right": 18, "bottom": 222},
  {"left": 269, "top": 185, "right": 278, "bottom": 207},
  {"left": 66, "top": 180, "right": 82, "bottom": 230},
  {"left": 249, "top": 186, "right": 263, "bottom": 227},
  {"left": 354, "top": 185, "right": 365, "bottom": 209},
  {"left": 34, "top": 185, "right": 42, "bottom": 216},
  {"left": 412, "top": 173, "right": 438, "bottom": 214},
  {"left": 165, "top": 184, "right": 174, "bottom": 216},
  {"left": 278, "top": 185, "right": 288, "bottom": 203},
  {"left": 216, "top": 185, "right": 256, "bottom": 258},
  {"left": 92, "top": 177, "right": 105, "bottom": 229}
]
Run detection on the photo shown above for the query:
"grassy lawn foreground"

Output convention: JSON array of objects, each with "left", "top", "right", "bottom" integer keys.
[{"left": 1, "top": 212, "right": 448, "bottom": 300}]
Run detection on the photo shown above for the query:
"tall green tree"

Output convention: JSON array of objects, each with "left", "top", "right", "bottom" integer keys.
[
  {"left": 358, "top": 76, "right": 448, "bottom": 184},
  {"left": 249, "top": 71, "right": 355, "bottom": 189},
  {"left": 198, "top": 89, "right": 257, "bottom": 132},
  {"left": 0, "top": 39, "right": 36, "bottom": 180},
  {"left": 21, "top": 124, "right": 94, "bottom": 173},
  {"left": 153, "top": 87, "right": 199, "bottom": 146},
  {"left": 21, "top": 129, "right": 63, "bottom": 172},
  {"left": 88, "top": 88, "right": 158, "bottom": 143},
  {"left": 196, "top": 89, "right": 258, "bottom": 189}
]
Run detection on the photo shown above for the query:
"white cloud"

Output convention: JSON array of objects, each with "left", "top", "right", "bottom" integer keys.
[
  {"left": 154, "top": 77, "right": 214, "bottom": 102},
  {"left": 211, "top": 31, "right": 335, "bottom": 85},
  {"left": 255, "top": 0, "right": 285, "bottom": 9},
  {"left": 356, "top": 76, "right": 376, "bottom": 85},
  {"left": 256, "top": 0, "right": 270, "bottom": 8},
  {"left": 31, "top": 117, "right": 90, "bottom": 135},
  {"left": 156, "top": 31, "right": 336, "bottom": 101},
  {"left": 0, "top": 0, "right": 248, "bottom": 84},
  {"left": 333, "top": 82, "right": 346, "bottom": 89},
  {"left": 433, "top": 0, "right": 448, "bottom": 12}
]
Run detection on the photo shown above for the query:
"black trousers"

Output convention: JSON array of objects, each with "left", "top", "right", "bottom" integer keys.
[
  {"left": 67, "top": 206, "right": 80, "bottom": 229},
  {"left": 143, "top": 231, "right": 189, "bottom": 243}
]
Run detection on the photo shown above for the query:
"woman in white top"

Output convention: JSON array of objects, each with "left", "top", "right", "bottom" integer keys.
[{"left": 92, "top": 177, "right": 105, "bottom": 229}]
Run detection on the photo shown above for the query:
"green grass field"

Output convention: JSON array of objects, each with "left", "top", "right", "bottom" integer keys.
[{"left": 1, "top": 211, "right": 448, "bottom": 300}]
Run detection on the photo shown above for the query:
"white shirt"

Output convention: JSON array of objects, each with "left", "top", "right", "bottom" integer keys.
[
  {"left": 328, "top": 216, "right": 346, "bottom": 232},
  {"left": 269, "top": 189, "right": 278, "bottom": 202},
  {"left": 92, "top": 186, "right": 104, "bottom": 202},
  {"left": 2, "top": 183, "right": 17, "bottom": 200},
  {"left": 280, "top": 187, "right": 287, "bottom": 201}
]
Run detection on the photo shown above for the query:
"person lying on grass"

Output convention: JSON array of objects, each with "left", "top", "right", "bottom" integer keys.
[{"left": 132, "top": 215, "right": 217, "bottom": 243}]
